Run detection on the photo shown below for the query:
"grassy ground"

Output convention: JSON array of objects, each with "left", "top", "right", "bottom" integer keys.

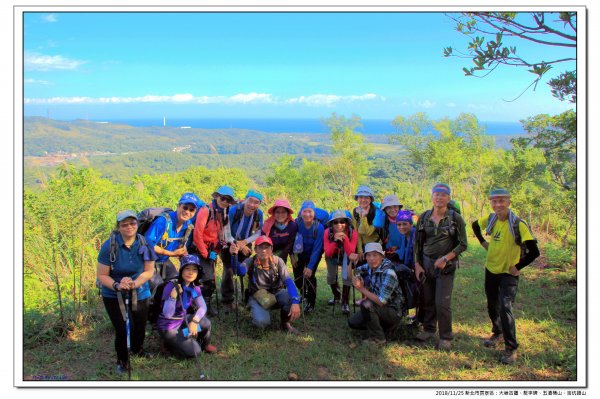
[{"left": 23, "top": 243, "right": 577, "bottom": 382}]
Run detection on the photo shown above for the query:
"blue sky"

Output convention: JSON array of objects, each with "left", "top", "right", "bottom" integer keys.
[{"left": 23, "top": 11, "right": 576, "bottom": 122}]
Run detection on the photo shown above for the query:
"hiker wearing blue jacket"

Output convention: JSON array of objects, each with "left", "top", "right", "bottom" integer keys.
[
  {"left": 380, "top": 194, "right": 405, "bottom": 261},
  {"left": 291, "top": 200, "right": 325, "bottom": 314},
  {"left": 220, "top": 190, "right": 265, "bottom": 312},
  {"left": 144, "top": 193, "right": 200, "bottom": 285},
  {"left": 395, "top": 210, "right": 416, "bottom": 269},
  {"left": 97, "top": 210, "right": 157, "bottom": 375}
]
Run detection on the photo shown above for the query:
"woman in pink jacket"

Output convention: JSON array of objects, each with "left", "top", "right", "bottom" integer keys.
[{"left": 324, "top": 210, "right": 359, "bottom": 314}]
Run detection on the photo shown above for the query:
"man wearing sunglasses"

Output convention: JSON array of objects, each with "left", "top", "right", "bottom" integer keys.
[
  {"left": 192, "top": 186, "right": 236, "bottom": 316},
  {"left": 145, "top": 192, "right": 200, "bottom": 283}
]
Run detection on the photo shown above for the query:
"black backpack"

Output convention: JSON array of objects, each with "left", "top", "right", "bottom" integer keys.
[
  {"left": 137, "top": 207, "right": 174, "bottom": 236},
  {"left": 147, "top": 279, "right": 179, "bottom": 325},
  {"left": 389, "top": 263, "right": 418, "bottom": 315}
]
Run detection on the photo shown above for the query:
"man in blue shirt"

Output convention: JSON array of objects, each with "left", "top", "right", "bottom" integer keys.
[
  {"left": 348, "top": 242, "right": 403, "bottom": 345},
  {"left": 144, "top": 193, "right": 200, "bottom": 287},
  {"left": 220, "top": 190, "right": 264, "bottom": 311}
]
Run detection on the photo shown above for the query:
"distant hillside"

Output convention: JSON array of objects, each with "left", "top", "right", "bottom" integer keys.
[{"left": 23, "top": 117, "right": 334, "bottom": 157}]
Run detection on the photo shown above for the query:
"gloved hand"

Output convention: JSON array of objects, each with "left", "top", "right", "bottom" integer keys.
[{"left": 209, "top": 251, "right": 218, "bottom": 261}]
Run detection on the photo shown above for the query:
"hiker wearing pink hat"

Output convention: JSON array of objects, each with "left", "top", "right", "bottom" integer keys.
[{"left": 261, "top": 199, "right": 298, "bottom": 265}]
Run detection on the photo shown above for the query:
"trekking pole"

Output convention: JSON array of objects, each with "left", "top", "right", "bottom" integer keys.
[
  {"left": 301, "top": 275, "right": 307, "bottom": 327},
  {"left": 350, "top": 261, "right": 356, "bottom": 314},
  {"left": 231, "top": 254, "right": 239, "bottom": 343},
  {"left": 124, "top": 291, "right": 132, "bottom": 380},
  {"left": 210, "top": 258, "right": 220, "bottom": 317}
]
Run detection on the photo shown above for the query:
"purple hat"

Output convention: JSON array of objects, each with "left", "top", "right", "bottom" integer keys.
[{"left": 395, "top": 210, "right": 414, "bottom": 224}]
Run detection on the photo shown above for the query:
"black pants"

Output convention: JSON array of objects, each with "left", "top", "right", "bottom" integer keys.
[
  {"left": 197, "top": 256, "right": 216, "bottom": 300},
  {"left": 485, "top": 269, "right": 519, "bottom": 350},
  {"left": 103, "top": 296, "right": 149, "bottom": 364},
  {"left": 220, "top": 247, "right": 249, "bottom": 304},
  {"left": 420, "top": 255, "right": 456, "bottom": 340},
  {"left": 158, "top": 315, "right": 212, "bottom": 358},
  {"left": 292, "top": 254, "right": 318, "bottom": 307},
  {"left": 348, "top": 301, "right": 401, "bottom": 340}
]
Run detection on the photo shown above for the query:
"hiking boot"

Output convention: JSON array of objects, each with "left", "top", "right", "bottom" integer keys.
[
  {"left": 303, "top": 304, "right": 315, "bottom": 314},
  {"left": 415, "top": 331, "right": 436, "bottom": 341},
  {"left": 280, "top": 322, "right": 300, "bottom": 335},
  {"left": 362, "top": 337, "right": 386, "bottom": 345},
  {"left": 328, "top": 298, "right": 340, "bottom": 305},
  {"left": 501, "top": 348, "right": 518, "bottom": 364},
  {"left": 203, "top": 344, "right": 218, "bottom": 354},
  {"left": 483, "top": 333, "right": 503, "bottom": 348},
  {"left": 115, "top": 361, "right": 128, "bottom": 376},
  {"left": 341, "top": 304, "right": 350, "bottom": 314},
  {"left": 436, "top": 339, "right": 452, "bottom": 351}
]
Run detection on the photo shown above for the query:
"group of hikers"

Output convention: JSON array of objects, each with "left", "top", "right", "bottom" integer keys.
[{"left": 96, "top": 183, "right": 540, "bottom": 376}]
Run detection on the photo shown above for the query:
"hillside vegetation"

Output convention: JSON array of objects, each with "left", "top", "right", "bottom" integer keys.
[{"left": 22, "top": 112, "right": 577, "bottom": 381}]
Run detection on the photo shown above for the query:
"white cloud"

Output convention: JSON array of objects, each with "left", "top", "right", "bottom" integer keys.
[
  {"left": 25, "top": 52, "right": 85, "bottom": 71},
  {"left": 416, "top": 100, "right": 436, "bottom": 109},
  {"left": 42, "top": 14, "right": 57, "bottom": 23},
  {"left": 286, "top": 93, "right": 383, "bottom": 106},
  {"left": 24, "top": 92, "right": 383, "bottom": 106},
  {"left": 24, "top": 78, "right": 52, "bottom": 85},
  {"left": 446, "top": 102, "right": 457, "bottom": 108}
]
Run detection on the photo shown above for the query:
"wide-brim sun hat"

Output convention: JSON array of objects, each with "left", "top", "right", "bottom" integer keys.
[
  {"left": 381, "top": 194, "right": 403, "bottom": 210},
  {"left": 328, "top": 209, "right": 351, "bottom": 226},
  {"left": 354, "top": 185, "right": 375, "bottom": 201},
  {"left": 268, "top": 199, "right": 294, "bottom": 215},
  {"left": 212, "top": 186, "right": 235, "bottom": 202}
]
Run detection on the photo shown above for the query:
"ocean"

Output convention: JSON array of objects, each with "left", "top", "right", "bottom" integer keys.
[{"left": 101, "top": 118, "right": 526, "bottom": 135}]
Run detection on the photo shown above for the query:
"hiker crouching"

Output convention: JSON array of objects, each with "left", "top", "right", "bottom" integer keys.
[
  {"left": 97, "top": 210, "right": 157, "bottom": 375},
  {"left": 348, "top": 242, "right": 403, "bottom": 345},
  {"left": 156, "top": 254, "right": 217, "bottom": 358},
  {"left": 232, "top": 236, "right": 301, "bottom": 334},
  {"left": 472, "top": 189, "right": 540, "bottom": 365}
]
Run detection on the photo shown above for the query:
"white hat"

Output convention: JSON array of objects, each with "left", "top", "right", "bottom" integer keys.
[{"left": 364, "top": 242, "right": 385, "bottom": 256}]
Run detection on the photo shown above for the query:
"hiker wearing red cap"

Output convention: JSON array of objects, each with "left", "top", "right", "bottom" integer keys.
[
  {"left": 261, "top": 199, "right": 298, "bottom": 265},
  {"left": 232, "top": 235, "right": 301, "bottom": 333},
  {"left": 414, "top": 183, "right": 468, "bottom": 351},
  {"left": 471, "top": 189, "right": 539, "bottom": 364}
]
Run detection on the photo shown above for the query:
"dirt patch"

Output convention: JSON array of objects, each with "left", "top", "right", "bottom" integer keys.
[{"left": 317, "top": 365, "right": 331, "bottom": 380}]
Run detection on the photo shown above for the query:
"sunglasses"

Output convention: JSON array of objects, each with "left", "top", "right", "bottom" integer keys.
[
  {"left": 219, "top": 196, "right": 234, "bottom": 204},
  {"left": 333, "top": 220, "right": 346, "bottom": 225},
  {"left": 119, "top": 221, "right": 138, "bottom": 228},
  {"left": 181, "top": 205, "right": 197, "bottom": 212}
]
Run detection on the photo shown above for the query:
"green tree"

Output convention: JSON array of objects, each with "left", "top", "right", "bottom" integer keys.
[
  {"left": 391, "top": 113, "right": 501, "bottom": 220},
  {"left": 443, "top": 12, "right": 577, "bottom": 102}
]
